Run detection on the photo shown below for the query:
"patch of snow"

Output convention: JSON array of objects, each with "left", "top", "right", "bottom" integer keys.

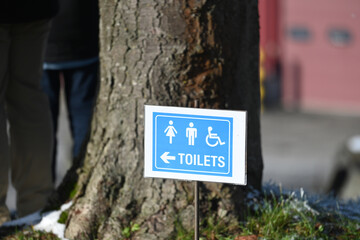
[{"left": 34, "top": 201, "right": 73, "bottom": 240}]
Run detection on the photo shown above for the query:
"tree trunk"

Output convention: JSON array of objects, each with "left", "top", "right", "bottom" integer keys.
[{"left": 63, "top": 0, "right": 262, "bottom": 239}]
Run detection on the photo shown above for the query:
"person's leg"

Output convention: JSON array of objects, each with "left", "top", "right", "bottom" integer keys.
[
  {"left": 0, "top": 24, "right": 11, "bottom": 225},
  {"left": 41, "top": 70, "right": 61, "bottom": 182},
  {"left": 6, "top": 20, "right": 54, "bottom": 217},
  {"left": 63, "top": 61, "right": 98, "bottom": 158}
]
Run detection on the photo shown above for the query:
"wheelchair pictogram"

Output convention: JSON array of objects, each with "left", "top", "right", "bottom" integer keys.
[{"left": 205, "top": 126, "right": 225, "bottom": 147}]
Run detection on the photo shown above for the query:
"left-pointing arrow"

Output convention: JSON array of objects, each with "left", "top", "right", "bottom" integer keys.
[{"left": 160, "top": 152, "right": 176, "bottom": 164}]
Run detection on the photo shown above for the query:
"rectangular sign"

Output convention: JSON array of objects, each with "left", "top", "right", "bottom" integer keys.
[{"left": 144, "top": 105, "right": 247, "bottom": 185}]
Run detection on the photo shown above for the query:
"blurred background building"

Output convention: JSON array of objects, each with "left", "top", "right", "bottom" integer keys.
[
  {"left": 259, "top": 0, "right": 360, "bottom": 199},
  {"left": 259, "top": 0, "right": 360, "bottom": 113}
]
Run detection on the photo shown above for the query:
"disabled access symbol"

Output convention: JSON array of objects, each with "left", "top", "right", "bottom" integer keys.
[{"left": 205, "top": 126, "right": 225, "bottom": 147}]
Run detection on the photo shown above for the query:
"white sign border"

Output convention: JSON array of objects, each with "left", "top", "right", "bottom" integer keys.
[{"left": 144, "top": 105, "right": 247, "bottom": 185}]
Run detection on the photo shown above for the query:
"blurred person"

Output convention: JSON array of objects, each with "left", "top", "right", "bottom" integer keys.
[
  {"left": 41, "top": 0, "right": 99, "bottom": 181},
  {"left": 0, "top": 1, "right": 58, "bottom": 225},
  {"left": 327, "top": 135, "right": 360, "bottom": 200}
]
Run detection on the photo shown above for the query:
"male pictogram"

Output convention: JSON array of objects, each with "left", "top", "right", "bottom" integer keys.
[{"left": 186, "top": 122, "right": 197, "bottom": 146}]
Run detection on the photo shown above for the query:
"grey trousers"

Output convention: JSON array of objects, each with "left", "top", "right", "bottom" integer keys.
[{"left": 0, "top": 20, "right": 54, "bottom": 221}]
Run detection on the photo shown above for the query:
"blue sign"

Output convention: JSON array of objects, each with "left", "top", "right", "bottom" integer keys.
[
  {"left": 154, "top": 113, "right": 232, "bottom": 176},
  {"left": 145, "top": 105, "right": 247, "bottom": 185}
]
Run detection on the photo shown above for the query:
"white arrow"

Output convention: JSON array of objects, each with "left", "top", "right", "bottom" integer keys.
[{"left": 160, "top": 152, "right": 176, "bottom": 164}]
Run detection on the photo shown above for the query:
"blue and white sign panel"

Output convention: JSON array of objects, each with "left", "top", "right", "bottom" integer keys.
[{"left": 144, "top": 105, "right": 247, "bottom": 185}]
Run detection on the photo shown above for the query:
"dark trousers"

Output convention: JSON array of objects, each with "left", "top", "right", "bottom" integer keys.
[
  {"left": 0, "top": 20, "right": 54, "bottom": 219},
  {"left": 42, "top": 61, "right": 98, "bottom": 181}
]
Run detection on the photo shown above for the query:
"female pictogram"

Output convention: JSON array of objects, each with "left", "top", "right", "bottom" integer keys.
[{"left": 164, "top": 120, "right": 177, "bottom": 144}]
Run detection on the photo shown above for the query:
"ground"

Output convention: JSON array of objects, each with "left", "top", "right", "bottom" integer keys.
[{"left": 261, "top": 110, "right": 360, "bottom": 194}]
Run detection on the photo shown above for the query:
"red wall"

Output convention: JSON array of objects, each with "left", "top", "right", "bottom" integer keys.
[{"left": 280, "top": 0, "right": 360, "bottom": 114}]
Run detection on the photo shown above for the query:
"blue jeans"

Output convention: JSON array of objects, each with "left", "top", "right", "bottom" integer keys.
[{"left": 42, "top": 61, "right": 98, "bottom": 180}]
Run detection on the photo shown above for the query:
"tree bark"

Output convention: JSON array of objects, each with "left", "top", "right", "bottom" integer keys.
[{"left": 63, "top": 0, "right": 262, "bottom": 239}]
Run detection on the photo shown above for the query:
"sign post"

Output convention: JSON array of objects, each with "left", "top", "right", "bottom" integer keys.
[
  {"left": 144, "top": 105, "right": 247, "bottom": 238},
  {"left": 194, "top": 180, "right": 199, "bottom": 240}
]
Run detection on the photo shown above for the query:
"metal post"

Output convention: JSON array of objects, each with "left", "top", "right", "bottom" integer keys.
[
  {"left": 194, "top": 181, "right": 199, "bottom": 240},
  {"left": 193, "top": 99, "right": 199, "bottom": 240}
]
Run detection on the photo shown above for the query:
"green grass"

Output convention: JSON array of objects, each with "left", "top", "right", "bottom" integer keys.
[
  {"left": 121, "top": 222, "right": 140, "bottom": 239},
  {"left": 241, "top": 191, "right": 323, "bottom": 239},
  {"left": 238, "top": 189, "right": 360, "bottom": 239},
  {"left": 57, "top": 210, "right": 69, "bottom": 224},
  {"left": 174, "top": 188, "right": 360, "bottom": 240},
  {"left": 2, "top": 227, "right": 60, "bottom": 240},
  {"left": 2, "top": 187, "right": 359, "bottom": 239}
]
